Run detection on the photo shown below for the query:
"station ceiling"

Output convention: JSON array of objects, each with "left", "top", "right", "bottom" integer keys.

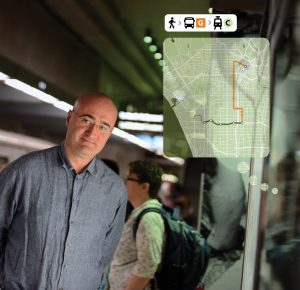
[
  {"left": 0, "top": 0, "right": 264, "bottom": 143},
  {"left": 38, "top": 0, "right": 263, "bottom": 112},
  {"left": 38, "top": 0, "right": 210, "bottom": 113}
]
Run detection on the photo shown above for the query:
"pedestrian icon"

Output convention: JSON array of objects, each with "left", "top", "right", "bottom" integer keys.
[
  {"left": 214, "top": 16, "right": 222, "bottom": 30},
  {"left": 169, "top": 17, "right": 176, "bottom": 29}
]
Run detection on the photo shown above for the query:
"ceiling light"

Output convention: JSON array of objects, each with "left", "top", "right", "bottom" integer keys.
[
  {"left": 118, "top": 121, "right": 163, "bottom": 132},
  {"left": 119, "top": 111, "right": 163, "bottom": 122},
  {"left": 5, "top": 79, "right": 72, "bottom": 112},
  {"left": 0, "top": 128, "right": 55, "bottom": 150},
  {"left": 4, "top": 79, "right": 58, "bottom": 104},
  {"left": 158, "top": 59, "right": 165, "bottom": 66},
  {"left": 154, "top": 52, "right": 162, "bottom": 60},
  {"left": 53, "top": 101, "right": 73, "bottom": 112},
  {"left": 0, "top": 72, "right": 9, "bottom": 80},
  {"left": 38, "top": 81, "right": 47, "bottom": 90},
  {"left": 165, "top": 156, "right": 185, "bottom": 165},
  {"left": 143, "top": 36, "right": 152, "bottom": 43},
  {"left": 112, "top": 127, "right": 152, "bottom": 150},
  {"left": 149, "top": 44, "right": 158, "bottom": 52}
]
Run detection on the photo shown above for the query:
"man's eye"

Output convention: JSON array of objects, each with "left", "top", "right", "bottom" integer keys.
[
  {"left": 81, "top": 117, "right": 93, "bottom": 125},
  {"left": 100, "top": 124, "right": 110, "bottom": 132}
]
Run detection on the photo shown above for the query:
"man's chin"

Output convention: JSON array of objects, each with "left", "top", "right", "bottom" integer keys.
[
  {"left": 77, "top": 141, "right": 103, "bottom": 155},
  {"left": 79, "top": 138, "right": 97, "bottom": 146}
]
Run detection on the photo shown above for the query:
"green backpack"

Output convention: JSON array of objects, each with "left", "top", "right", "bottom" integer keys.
[{"left": 133, "top": 206, "right": 209, "bottom": 290}]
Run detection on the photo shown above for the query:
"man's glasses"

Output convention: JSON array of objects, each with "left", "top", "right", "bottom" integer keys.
[{"left": 72, "top": 110, "right": 111, "bottom": 133}]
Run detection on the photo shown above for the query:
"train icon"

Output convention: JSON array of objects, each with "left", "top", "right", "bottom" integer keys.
[{"left": 214, "top": 16, "right": 222, "bottom": 30}]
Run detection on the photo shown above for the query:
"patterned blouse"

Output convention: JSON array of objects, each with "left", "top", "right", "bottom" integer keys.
[{"left": 109, "top": 199, "right": 165, "bottom": 290}]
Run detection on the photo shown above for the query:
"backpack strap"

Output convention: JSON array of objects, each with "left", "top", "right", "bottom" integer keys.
[
  {"left": 132, "top": 207, "right": 162, "bottom": 240},
  {"left": 132, "top": 207, "right": 163, "bottom": 290}
]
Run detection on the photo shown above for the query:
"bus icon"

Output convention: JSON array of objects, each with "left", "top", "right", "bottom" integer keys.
[{"left": 184, "top": 17, "right": 195, "bottom": 28}]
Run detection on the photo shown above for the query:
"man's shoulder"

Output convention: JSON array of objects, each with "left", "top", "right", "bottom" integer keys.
[
  {"left": 94, "top": 157, "right": 127, "bottom": 194},
  {"left": 9, "top": 146, "right": 59, "bottom": 168},
  {"left": 20, "top": 145, "right": 58, "bottom": 160},
  {"left": 0, "top": 146, "right": 59, "bottom": 180},
  {"left": 95, "top": 158, "right": 121, "bottom": 180}
]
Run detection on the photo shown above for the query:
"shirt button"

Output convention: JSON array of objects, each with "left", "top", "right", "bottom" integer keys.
[
  {"left": 59, "top": 288, "right": 64, "bottom": 290},
  {"left": 70, "top": 220, "right": 74, "bottom": 224}
]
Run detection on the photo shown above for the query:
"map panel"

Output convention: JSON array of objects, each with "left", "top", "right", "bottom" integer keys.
[{"left": 163, "top": 38, "right": 270, "bottom": 158}]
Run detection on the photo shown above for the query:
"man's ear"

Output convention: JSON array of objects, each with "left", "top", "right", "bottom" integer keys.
[
  {"left": 141, "top": 182, "right": 150, "bottom": 194},
  {"left": 66, "top": 110, "right": 72, "bottom": 128}
]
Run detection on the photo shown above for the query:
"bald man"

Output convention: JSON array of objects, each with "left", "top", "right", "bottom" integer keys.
[{"left": 0, "top": 93, "right": 127, "bottom": 290}]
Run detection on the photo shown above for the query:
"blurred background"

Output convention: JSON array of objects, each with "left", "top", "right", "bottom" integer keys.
[{"left": 0, "top": 1, "right": 299, "bottom": 290}]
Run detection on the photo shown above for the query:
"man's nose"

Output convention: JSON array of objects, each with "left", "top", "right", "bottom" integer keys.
[{"left": 85, "top": 123, "right": 97, "bottom": 135}]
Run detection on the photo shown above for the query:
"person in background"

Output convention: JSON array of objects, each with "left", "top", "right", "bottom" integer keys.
[
  {"left": 0, "top": 157, "right": 8, "bottom": 173},
  {"left": 102, "top": 159, "right": 120, "bottom": 174},
  {"left": 108, "top": 160, "right": 165, "bottom": 290},
  {"left": 101, "top": 158, "right": 134, "bottom": 221},
  {"left": 0, "top": 93, "right": 127, "bottom": 290}
]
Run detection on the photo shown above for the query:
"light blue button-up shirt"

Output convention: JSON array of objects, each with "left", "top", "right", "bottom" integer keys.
[{"left": 0, "top": 144, "right": 127, "bottom": 290}]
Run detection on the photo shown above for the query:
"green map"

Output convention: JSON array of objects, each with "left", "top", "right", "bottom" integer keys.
[{"left": 163, "top": 38, "right": 270, "bottom": 158}]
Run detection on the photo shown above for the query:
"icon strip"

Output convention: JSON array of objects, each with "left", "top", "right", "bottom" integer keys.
[{"left": 165, "top": 14, "right": 237, "bottom": 32}]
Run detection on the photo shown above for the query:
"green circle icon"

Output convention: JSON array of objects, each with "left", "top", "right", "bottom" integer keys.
[{"left": 224, "top": 18, "right": 232, "bottom": 28}]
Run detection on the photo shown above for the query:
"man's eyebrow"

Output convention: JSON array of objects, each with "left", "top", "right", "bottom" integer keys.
[{"left": 80, "top": 113, "right": 95, "bottom": 119}]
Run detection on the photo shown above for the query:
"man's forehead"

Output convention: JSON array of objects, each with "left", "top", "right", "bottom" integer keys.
[
  {"left": 78, "top": 98, "right": 117, "bottom": 114},
  {"left": 76, "top": 95, "right": 114, "bottom": 107}
]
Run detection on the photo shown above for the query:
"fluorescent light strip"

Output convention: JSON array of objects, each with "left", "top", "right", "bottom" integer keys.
[
  {"left": 2, "top": 72, "right": 184, "bottom": 165},
  {"left": 5, "top": 79, "right": 72, "bottom": 112},
  {"left": 0, "top": 72, "right": 9, "bottom": 80},
  {"left": 0, "top": 129, "right": 55, "bottom": 150},
  {"left": 118, "top": 121, "right": 163, "bottom": 132},
  {"left": 4, "top": 79, "right": 58, "bottom": 104},
  {"left": 119, "top": 111, "right": 163, "bottom": 123},
  {"left": 53, "top": 101, "right": 73, "bottom": 112},
  {"left": 112, "top": 127, "right": 152, "bottom": 150},
  {"left": 164, "top": 156, "right": 185, "bottom": 165}
]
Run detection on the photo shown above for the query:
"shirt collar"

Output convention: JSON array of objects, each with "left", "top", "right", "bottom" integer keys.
[
  {"left": 59, "top": 142, "right": 98, "bottom": 176},
  {"left": 59, "top": 143, "right": 73, "bottom": 171},
  {"left": 86, "top": 157, "right": 98, "bottom": 176}
]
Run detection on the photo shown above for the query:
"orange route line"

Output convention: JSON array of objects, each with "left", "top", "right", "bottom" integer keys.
[{"left": 232, "top": 60, "right": 247, "bottom": 123}]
